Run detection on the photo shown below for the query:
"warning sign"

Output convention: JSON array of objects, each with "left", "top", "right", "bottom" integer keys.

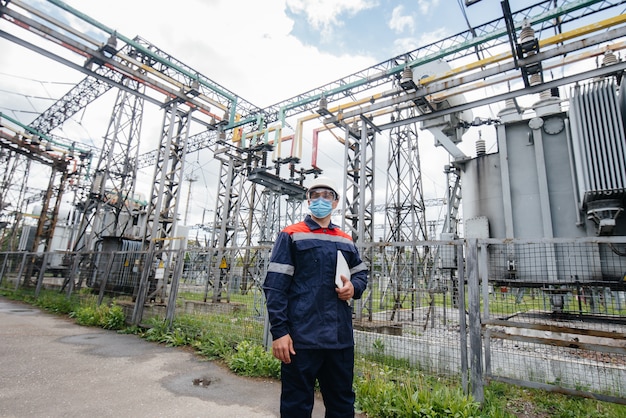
[{"left": 219, "top": 257, "right": 229, "bottom": 269}]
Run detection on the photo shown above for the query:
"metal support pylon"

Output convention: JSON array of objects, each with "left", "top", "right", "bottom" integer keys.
[
  {"left": 23, "top": 161, "right": 70, "bottom": 286},
  {"left": 206, "top": 155, "right": 245, "bottom": 303},
  {"left": 239, "top": 180, "right": 261, "bottom": 296},
  {"left": 250, "top": 188, "right": 281, "bottom": 316},
  {"left": 58, "top": 73, "right": 145, "bottom": 294},
  {"left": 342, "top": 116, "right": 376, "bottom": 321},
  {"left": 72, "top": 82, "right": 145, "bottom": 254},
  {"left": 285, "top": 196, "right": 303, "bottom": 226},
  {"left": 132, "top": 100, "right": 192, "bottom": 324},
  {"left": 382, "top": 107, "right": 428, "bottom": 321},
  {"left": 0, "top": 152, "right": 30, "bottom": 251}
]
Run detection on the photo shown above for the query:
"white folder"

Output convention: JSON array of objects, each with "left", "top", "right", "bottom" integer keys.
[{"left": 335, "top": 250, "right": 350, "bottom": 288}]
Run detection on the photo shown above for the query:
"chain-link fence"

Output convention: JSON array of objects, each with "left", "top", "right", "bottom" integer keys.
[
  {"left": 1, "top": 236, "right": 625, "bottom": 404},
  {"left": 476, "top": 238, "right": 626, "bottom": 404}
]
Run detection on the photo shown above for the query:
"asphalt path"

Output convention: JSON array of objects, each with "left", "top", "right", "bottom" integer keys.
[{"left": 0, "top": 296, "right": 334, "bottom": 418}]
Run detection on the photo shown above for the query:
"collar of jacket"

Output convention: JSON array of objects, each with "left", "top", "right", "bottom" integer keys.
[{"left": 304, "top": 214, "right": 337, "bottom": 231}]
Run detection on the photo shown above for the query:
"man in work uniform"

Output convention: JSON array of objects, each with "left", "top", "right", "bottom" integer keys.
[{"left": 263, "top": 176, "right": 368, "bottom": 418}]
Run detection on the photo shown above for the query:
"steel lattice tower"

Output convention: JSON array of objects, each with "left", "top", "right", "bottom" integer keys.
[
  {"left": 342, "top": 117, "right": 376, "bottom": 321},
  {"left": 72, "top": 79, "right": 145, "bottom": 254},
  {"left": 381, "top": 107, "right": 428, "bottom": 321},
  {"left": 205, "top": 155, "right": 245, "bottom": 303},
  {"left": 132, "top": 101, "right": 192, "bottom": 321}
]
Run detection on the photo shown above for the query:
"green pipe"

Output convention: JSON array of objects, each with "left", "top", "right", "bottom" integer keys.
[
  {"left": 46, "top": 0, "right": 236, "bottom": 103},
  {"left": 0, "top": 112, "right": 89, "bottom": 153},
  {"left": 279, "top": 0, "right": 604, "bottom": 114},
  {"left": 228, "top": 116, "right": 258, "bottom": 130}
]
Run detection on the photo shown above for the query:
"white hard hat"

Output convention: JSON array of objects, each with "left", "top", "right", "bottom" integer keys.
[{"left": 307, "top": 176, "right": 339, "bottom": 196}]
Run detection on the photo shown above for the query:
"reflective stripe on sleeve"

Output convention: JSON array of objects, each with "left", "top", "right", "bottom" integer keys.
[
  {"left": 350, "top": 262, "right": 368, "bottom": 275},
  {"left": 267, "top": 262, "right": 295, "bottom": 276}
]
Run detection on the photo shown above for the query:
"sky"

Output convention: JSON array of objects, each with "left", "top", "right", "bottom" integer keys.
[
  {"left": 0, "top": 0, "right": 565, "bottom": 234},
  {"left": 1, "top": 0, "right": 534, "bottom": 121}
]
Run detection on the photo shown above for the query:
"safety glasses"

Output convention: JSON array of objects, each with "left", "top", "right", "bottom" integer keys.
[{"left": 308, "top": 188, "right": 337, "bottom": 200}]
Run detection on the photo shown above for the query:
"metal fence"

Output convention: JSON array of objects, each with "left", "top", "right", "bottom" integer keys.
[
  {"left": 1, "top": 236, "right": 625, "bottom": 405},
  {"left": 474, "top": 238, "right": 626, "bottom": 405}
]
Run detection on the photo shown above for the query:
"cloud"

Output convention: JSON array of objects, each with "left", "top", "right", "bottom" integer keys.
[
  {"left": 391, "top": 37, "right": 419, "bottom": 57},
  {"left": 417, "top": 0, "right": 441, "bottom": 15},
  {"left": 417, "top": 27, "right": 450, "bottom": 48},
  {"left": 1, "top": 0, "right": 376, "bottom": 110},
  {"left": 286, "top": 0, "right": 378, "bottom": 42},
  {"left": 390, "top": 26, "right": 452, "bottom": 56},
  {"left": 389, "top": 5, "right": 414, "bottom": 34}
]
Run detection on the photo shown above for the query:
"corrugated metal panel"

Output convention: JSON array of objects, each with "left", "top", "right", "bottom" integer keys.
[
  {"left": 570, "top": 78, "right": 626, "bottom": 205},
  {"left": 620, "top": 74, "right": 626, "bottom": 128}
]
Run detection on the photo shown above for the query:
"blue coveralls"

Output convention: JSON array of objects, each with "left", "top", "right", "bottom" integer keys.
[{"left": 263, "top": 215, "right": 368, "bottom": 418}]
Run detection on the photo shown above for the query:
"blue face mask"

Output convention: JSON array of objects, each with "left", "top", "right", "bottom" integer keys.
[{"left": 309, "top": 197, "right": 333, "bottom": 218}]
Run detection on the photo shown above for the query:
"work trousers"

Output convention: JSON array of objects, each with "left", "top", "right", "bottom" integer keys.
[{"left": 280, "top": 347, "right": 355, "bottom": 418}]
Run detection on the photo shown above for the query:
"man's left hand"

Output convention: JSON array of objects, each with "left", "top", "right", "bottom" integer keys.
[{"left": 335, "top": 275, "right": 354, "bottom": 300}]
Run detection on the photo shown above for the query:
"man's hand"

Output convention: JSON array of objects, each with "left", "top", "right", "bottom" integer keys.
[
  {"left": 272, "top": 334, "right": 296, "bottom": 364},
  {"left": 335, "top": 275, "right": 354, "bottom": 301}
]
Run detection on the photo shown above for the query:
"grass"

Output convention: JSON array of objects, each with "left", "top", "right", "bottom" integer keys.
[
  {"left": 178, "top": 284, "right": 626, "bottom": 319},
  {"left": 2, "top": 285, "right": 626, "bottom": 417}
]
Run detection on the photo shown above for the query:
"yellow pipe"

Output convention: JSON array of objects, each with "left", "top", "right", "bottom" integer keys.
[
  {"left": 312, "top": 40, "right": 625, "bottom": 144},
  {"left": 241, "top": 123, "right": 282, "bottom": 140},
  {"left": 417, "top": 13, "right": 626, "bottom": 87},
  {"left": 118, "top": 51, "right": 228, "bottom": 113},
  {"left": 540, "top": 13, "right": 626, "bottom": 47},
  {"left": 291, "top": 13, "right": 626, "bottom": 163},
  {"left": 311, "top": 106, "right": 396, "bottom": 151},
  {"left": 233, "top": 123, "right": 285, "bottom": 158},
  {"left": 428, "top": 41, "right": 626, "bottom": 103},
  {"left": 300, "top": 13, "right": 626, "bottom": 141},
  {"left": 316, "top": 40, "right": 624, "bottom": 131},
  {"left": 293, "top": 93, "right": 385, "bottom": 155}
]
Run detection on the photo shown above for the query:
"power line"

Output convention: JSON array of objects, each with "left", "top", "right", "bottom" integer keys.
[
  {"left": 0, "top": 71, "right": 77, "bottom": 86},
  {"left": 0, "top": 106, "right": 41, "bottom": 115},
  {"left": 0, "top": 87, "right": 58, "bottom": 101}
]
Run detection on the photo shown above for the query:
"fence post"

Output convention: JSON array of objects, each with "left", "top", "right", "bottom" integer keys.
[
  {"left": 97, "top": 253, "right": 116, "bottom": 306},
  {"left": 132, "top": 249, "right": 154, "bottom": 325},
  {"left": 15, "top": 252, "right": 28, "bottom": 291},
  {"left": 34, "top": 252, "right": 49, "bottom": 298},
  {"left": 0, "top": 252, "right": 9, "bottom": 286},
  {"left": 64, "top": 252, "right": 82, "bottom": 298},
  {"left": 165, "top": 248, "right": 185, "bottom": 327},
  {"left": 466, "top": 238, "right": 484, "bottom": 403},
  {"left": 457, "top": 242, "right": 468, "bottom": 394}
]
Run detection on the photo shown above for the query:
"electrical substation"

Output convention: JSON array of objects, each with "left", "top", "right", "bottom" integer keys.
[{"left": 1, "top": 0, "right": 626, "bottom": 404}]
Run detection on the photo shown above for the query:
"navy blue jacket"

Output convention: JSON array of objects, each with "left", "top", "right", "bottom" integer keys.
[{"left": 263, "top": 215, "right": 368, "bottom": 349}]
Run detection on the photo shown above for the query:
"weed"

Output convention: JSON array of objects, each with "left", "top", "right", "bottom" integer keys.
[
  {"left": 33, "top": 291, "right": 78, "bottom": 314},
  {"left": 70, "top": 301, "right": 126, "bottom": 330},
  {"left": 193, "top": 336, "right": 233, "bottom": 360},
  {"left": 227, "top": 341, "right": 281, "bottom": 379}
]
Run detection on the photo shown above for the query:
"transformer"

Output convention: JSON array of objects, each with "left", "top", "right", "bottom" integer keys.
[{"left": 461, "top": 77, "right": 626, "bottom": 288}]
